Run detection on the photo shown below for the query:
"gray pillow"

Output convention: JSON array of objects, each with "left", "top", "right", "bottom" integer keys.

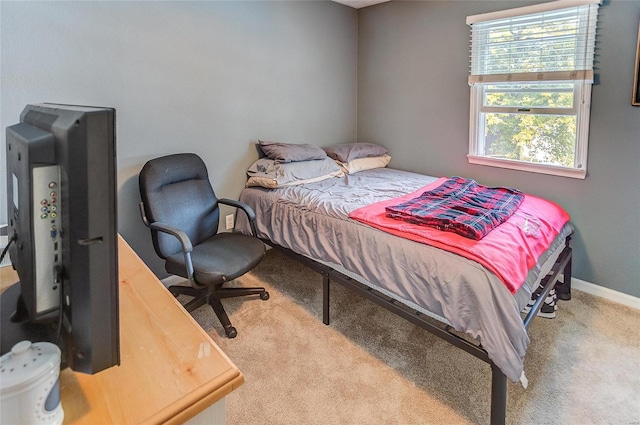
[
  {"left": 258, "top": 140, "right": 327, "bottom": 163},
  {"left": 246, "top": 157, "right": 343, "bottom": 188},
  {"left": 323, "top": 142, "right": 388, "bottom": 163}
]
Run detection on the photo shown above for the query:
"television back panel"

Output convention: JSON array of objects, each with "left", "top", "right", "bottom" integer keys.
[{"left": 6, "top": 123, "right": 62, "bottom": 321}]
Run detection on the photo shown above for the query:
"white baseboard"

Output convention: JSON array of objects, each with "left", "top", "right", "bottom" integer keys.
[{"left": 572, "top": 277, "right": 640, "bottom": 310}]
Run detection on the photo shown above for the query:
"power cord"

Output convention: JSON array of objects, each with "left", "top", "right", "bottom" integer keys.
[
  {"left": 0, "top": 233, "right": 17, "bottom": 264},
  {"left": 53, "top": 265, "right": 65, "bottom": 346}
]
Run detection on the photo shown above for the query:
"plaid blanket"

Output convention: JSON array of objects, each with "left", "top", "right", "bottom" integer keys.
[{"left": 385, "top": 177, "right": 524, "bottom": 240}]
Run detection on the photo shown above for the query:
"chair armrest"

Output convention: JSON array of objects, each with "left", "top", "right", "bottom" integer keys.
[
  {"left": 139, "top": 202, "right": 197, "bottom": 285},
  {"left": 218, "top": 198, "right": 259, "bottom": 236},
  {"left": 139, "top": 202, "right": 194, "bottom": 253},
  {"left": 218, "top": 198, "right": 256, "bottom": 222},
  {"left": 148, "top": 222, "right": 194, "bottom": 254}
]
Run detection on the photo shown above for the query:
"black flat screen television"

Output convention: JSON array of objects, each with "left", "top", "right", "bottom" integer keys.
[{"left": 2, "top": 103, "right": 120, "bottom": 374}]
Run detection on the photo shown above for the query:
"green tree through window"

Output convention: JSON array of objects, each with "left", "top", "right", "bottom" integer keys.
[{"left": 483, "top": 85, "right": 577, "bottom": 167}]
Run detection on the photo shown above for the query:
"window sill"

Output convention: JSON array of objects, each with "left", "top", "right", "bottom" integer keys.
[{"left": 467, "top": 155, "right": 586, "bottom": 179}]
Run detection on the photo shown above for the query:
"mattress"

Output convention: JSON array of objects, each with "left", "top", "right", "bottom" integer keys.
[{"left": 235, "top": 167, "right": 572, "bottom": 383}]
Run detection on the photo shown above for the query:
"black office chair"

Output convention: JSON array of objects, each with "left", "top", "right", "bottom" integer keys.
[{"left": 138, "top": 153, "right": 268, "bottom": 338}]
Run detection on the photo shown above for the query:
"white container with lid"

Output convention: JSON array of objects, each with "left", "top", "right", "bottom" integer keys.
[{"left": 0, "top": 340, "right": 64, "bottom": 425}]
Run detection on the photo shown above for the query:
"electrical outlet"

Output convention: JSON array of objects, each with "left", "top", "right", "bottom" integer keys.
[{"left": 225, "top": 214, "right": 234, "bottom": 230}]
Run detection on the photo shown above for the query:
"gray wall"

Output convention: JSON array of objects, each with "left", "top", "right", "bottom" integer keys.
[
  {"left": 358, "top": 0, "right": 640, "bottom": 297},
  {"left": 1, "top": 1, "right": 358, "bottom": 276}
]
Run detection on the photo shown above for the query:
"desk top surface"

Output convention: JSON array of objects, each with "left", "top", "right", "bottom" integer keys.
[{"left": 1, "top": 237, "right": 243, "bottom": 425}]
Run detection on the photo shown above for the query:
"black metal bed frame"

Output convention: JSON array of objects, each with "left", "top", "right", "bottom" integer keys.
[{"left": 263, "top": 236, "right": 572, "bottom": 425}]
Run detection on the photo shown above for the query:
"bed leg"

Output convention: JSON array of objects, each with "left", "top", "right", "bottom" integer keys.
[
  {"left": 555, "top": 246, "right": 573, "bottom": 301},
  {"left": 490, "top": 364, "right": 507, "bottom": 425},
  {"left": 323, "top": 273, "right": 330, "bottom": 325}
]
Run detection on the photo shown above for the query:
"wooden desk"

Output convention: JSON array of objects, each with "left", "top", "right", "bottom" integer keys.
[{"left": 1, "top": 237, "right": 243, "bottom": 424}]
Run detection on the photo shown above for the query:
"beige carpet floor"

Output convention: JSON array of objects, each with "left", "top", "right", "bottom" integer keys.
[{"left": 187, "top": 249, "right": 640, "bottom": 425}]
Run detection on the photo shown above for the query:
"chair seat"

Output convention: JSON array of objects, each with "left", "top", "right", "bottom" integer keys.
[{"left": 165, "top": 233, "right": 265, "bottom": 286}]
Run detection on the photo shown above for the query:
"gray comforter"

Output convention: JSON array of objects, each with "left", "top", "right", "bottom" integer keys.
[{"left": 236, "top": 168, "right": 572, "bottom": 383}]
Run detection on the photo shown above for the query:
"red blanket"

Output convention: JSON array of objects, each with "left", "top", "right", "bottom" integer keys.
[{"left": 349, "top": 178, "right": 570, "bottom": 294}]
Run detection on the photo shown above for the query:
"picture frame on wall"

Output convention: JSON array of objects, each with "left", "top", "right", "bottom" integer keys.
[{"left": 633, "top": 21, "right": 640, "bottom": 106}]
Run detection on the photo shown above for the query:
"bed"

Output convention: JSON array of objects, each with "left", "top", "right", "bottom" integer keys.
[{"left": 235, "top": 141, "right": 573, "bottom": 425}]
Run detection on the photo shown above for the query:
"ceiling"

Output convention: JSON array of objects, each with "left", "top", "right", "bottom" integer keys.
[{"left": 332, "top": 0, "right": 391, "bottom": 9}]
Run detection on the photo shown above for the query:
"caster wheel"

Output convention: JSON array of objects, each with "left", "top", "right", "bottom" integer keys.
[
  {"left": 260, "top": 291, "right": 270, "bottom": 300},
  {"left": 225, "top": 327, "right": 237, "bottom": 338}
]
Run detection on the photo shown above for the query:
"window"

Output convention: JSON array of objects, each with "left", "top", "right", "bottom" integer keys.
[{"left": 467, "top": 0, "right": 601, "bottom": 179}]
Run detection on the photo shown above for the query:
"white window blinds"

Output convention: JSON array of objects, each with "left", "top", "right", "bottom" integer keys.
[{"left": 467, "top": 0, "right": 600, "bottom": 84}]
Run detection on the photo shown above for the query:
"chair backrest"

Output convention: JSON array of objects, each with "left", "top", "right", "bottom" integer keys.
[{"left": 139, "top": 153, "right": 220, "bottom": 259}]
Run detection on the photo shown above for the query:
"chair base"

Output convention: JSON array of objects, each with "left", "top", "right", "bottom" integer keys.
[{"left": 168, "top": 284, "right": 269, "bottom": 338}]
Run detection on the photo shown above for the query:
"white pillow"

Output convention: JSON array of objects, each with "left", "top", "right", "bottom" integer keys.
[{"left": 337, "top": 154, "right": 391, "bottom": 174}]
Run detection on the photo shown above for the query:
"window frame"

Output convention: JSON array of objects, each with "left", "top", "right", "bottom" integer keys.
[{"left": 466, "top": 0, "right": 600, "bottom": 179}]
